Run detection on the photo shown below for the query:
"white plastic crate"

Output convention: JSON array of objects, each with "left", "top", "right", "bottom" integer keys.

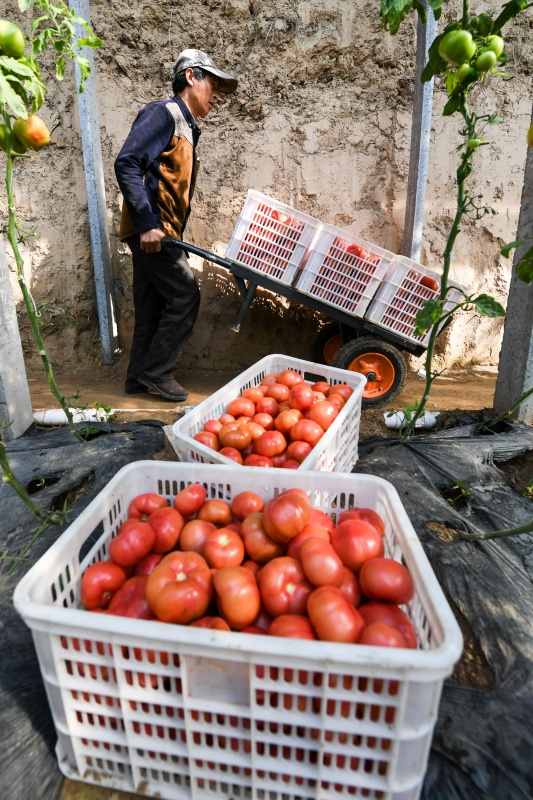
[
  {"left": 14, "top": 461, "right": 463, "bottom": 800},
  {"left": 364, "top": 256, "right": 468, "bottom": 346},
  {"left": 225, "top": 189, "right": 322, "bottom": 284},
  {"left": 295, "top": 224, "right": 393, "bottom": 316},
  {"left": 171, "top": 354, "right": 365, "bottom": 472}
]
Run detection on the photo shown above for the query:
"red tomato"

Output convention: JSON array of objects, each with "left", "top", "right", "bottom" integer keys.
[
  {"left": 190, "top": 616, "right": 231, "bottom": 631},
  {"left": 299, "top": 537, "right": 344, "bottom": 587},
  {"left": 359, "top": 621, "right": 407, "bottom": 648},
  {"left": 219, "top": 423, "right": 253, "bottom": 450},
  {"left": 289, "top": 419, "right": 324, "bottom": 447},
  {"left": 218, "top": 413, "right": 235, "bottom": 424},
  {"left": 227, "top": 397, "right": 256, "bottom": 418},
  {"left": 81, "top": 561, "right": 127, "bottom": 609},
  {"left": 243, "top": 453, "right": 274, "bottom": 467},
  {"left": 203, "top": 528, "right": 245, "bottom": 568},
  {"left": 229, "top": 492, "right": 262, "bottom": 520},
  {"left": 213, "top": 566, "right": 261, "bottom": 629},
  {"left": 146, "top": 506, "right": 184, "bottom": 553},
  {"left": 146, "top": 551, "right": 212, "bottom": 624},
  {"left": 241, "top": 386, "right": 264, "bottom": 403},
  {"left": 326, "top": 393, "right": 345, "bottom": 411},
  {"left": 331, "top": 384, "right": 353, "bottom": 402},
  {"left": 312, "top": 391, "right": 327, "bottom": 404},
  {"left": 286, "top": 523, "right": 330, "bottom": 560},
  {"left": 278, "top": 400, "right": 291, "bottom": 413},
  {"left": 282, "top": 459, "right": 300, "bottom": 469},
  {"left": 277, "top": 369, "right": 304, "bottom": 388},
  {"left": 248, "top": 422, "right": 267, "bottom": 440},
  {"left": 266, "top": 383, "right": 290, "bottom": 403},
  {"left": 330, "top": 519, "right": 384, "bottom": 573},
  {"left": 420, "top": 275, "right": 440, "bottom": 292},
  {"left": 337, "top": 566, "right": 361, "bottom": 607},
  {"left": 253, "top": 430, "right": 287, "bottom": 458},
  {"left": 242, "top": 559, "right": 261, "bottom": 577},
  {"left": 269, "top": 615, "right": 317, "bottom": 640},
  {"left": 259, "top": 557, "right": 313, "bottom": 617},
  {"left": 271, "top": 209, "right": 292, "bottom": 225},
  {"left": 180, "top": 519, "right": 216, "bottom": 553},
  {"left": 252, "top": 412, "right": 274, "bottom": 430},
  {"left": 255, "top": 396, "right": 279, "bottom": 417},
  {"left": 196, "top": 499, "right": 233, "bottom": 526},
  {"left": 337, "top": 507, "right": 385, "bottom": 536},
  {"left": 219, "top": 447, "right": 244, "bottom": 464},
  {"left": 129, "top": 492, "right": 168, "bottom": 520},
  {"left": 262, "top": 491, "right": 310, "bottom": 543},
  {"left": 286, "top": 439, "right": 313, "bottom": 463},
  {"left": 359, "top": 558, "right": 414, "bottom": 605},
  {"left": 309, "top": 400, "right": 339, "bottom": 430},
  {"left": 193, "top": 430, "right": 220, "bottom": 451},
  {"left": 308, "top": 508, "right": 335, "bottom": 534},
  {"left": 241, "top": 512, "right": 285, "bottom": 564},
  {"left": 307, "top": 586, "right": 365, "bottom": 643},
  {"left": 271, "top": 453, "right": 289, "bottom": 467},
  {"left": 358, "top": 601, "right": 417, "bottom": 648},
  {"left": 203, "top": 419, "right": 222, "bottom": 435},
  {"left": 225, "top": 521, "right": 242, "bottom": 537},
  {"left": 173, "top": 482, "right": 207, "bottom": 517},
  {"left": 288, "top": 382, "right": 315, "bottom": 411},
  {"left": 312, "top": 381, "right": 330, "bottom": 395},
  {"left": 108, "top": 576, "right": 155, "bottom": 619},
  {"left": 252, "top": 605, "right": 272, "bottom": 631},
  {"left": 346, "top": 244, "right": 368, "bottom": 260},
  {"left": 109, "top": 518, "right": 156, "bottom": 567},
  {"left": 133, "top": 552, "right": 163, "bottom": 576},
  {"left": 261, "top": 372, "right": 279, "bottom": 387},
  {"left": 274, "top": 408, "right": 303, "bottom": 436}
]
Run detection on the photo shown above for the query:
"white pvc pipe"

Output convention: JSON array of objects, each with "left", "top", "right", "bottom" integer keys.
[
  {"left": 33, "top": 405, "right": 197, "bottom": 425},
  {"left": 384, "top": 410, "right": 439, "bottom": 430}
]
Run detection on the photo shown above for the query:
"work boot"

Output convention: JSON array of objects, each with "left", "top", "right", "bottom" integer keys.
[{"left": 138, "top": 376, "right": 189, "bottom": 401}]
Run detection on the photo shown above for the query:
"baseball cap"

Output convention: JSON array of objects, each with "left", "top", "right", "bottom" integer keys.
[{"left": 173, "top": 49, "right": 238, "bottom": 94}]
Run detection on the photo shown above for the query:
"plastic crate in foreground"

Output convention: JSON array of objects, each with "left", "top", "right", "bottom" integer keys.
[
  {"left": 295, "top": 223, "right": 393, "bottom": 316},
  {"left": 171, "top": 354, "right": 365, "bottom": 472},
  {"left": 364, "top": 256, "right": 468, "bottom": 346},
  {"left": 14, "top": 462, "right": 463, "bottom": 800},
  {"left": 225, "top": 189, "right": 321, "bottom": 285}
]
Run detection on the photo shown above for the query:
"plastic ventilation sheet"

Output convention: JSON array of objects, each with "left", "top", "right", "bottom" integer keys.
[{"left": 354, "top": 420, "right": 533, "bottom": 800}]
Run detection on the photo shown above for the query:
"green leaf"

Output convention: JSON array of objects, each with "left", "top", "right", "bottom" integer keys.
[
  {"left": 380, "top": 0, "right": 414, "bottom": 35},
  {"left": 55, "top": 55, "right": 65, "bottom": 81},
  {"left": 501, "top": 238, "right": 526, "bottom": 257},
  {"left": 471, "top": 13, "right": 494, "bottom": 36},
  {"left": 516, "top": 245, "right": 533, "bottom": 284},
  {"left": 443, "top": 95, "right": 461, "bottom": 116},
  {"left": 0, "top": 56, "right": 38, "bottom": 80},
  {"left": 415, "top": 299, "right": 444, "bottom": 334},
  {"left": 444, "top": 71, "right": 458, "bottom": 96},
  {"left": 18, "top": 0, "right": 32, "bottom": 11},
  {"left": 493, "top": 0, "right": 530, "bottom": 34},
  {"left": 473, "top": 294, "right": 506, "bottom": 317},
  {"left": 77, "top": 36, "right": 103, "bottom": 48},
  {"left": 0, "top": 73, "right": 28, "bottom": 117}
]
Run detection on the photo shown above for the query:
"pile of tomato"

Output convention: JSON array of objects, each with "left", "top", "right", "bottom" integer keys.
[
  {"left": 81, "top": 483, "right": 417, "bottom": 649},
  {"left": 192, "top": 368, "right": 354, "bottom": 468}
]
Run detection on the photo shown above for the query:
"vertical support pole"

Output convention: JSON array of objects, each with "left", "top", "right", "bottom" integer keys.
[
  {"left": 401, "top": 5, "right": 438, "bottom": 262},
  {"left": 0, "top": 235, "right": 34, "bottom": 440},
  {"left": 493, "top": 105, "right": 533, "bottom": 425},
  {"left": 69, "top": 0, "right": 118, "bottom": 365}
]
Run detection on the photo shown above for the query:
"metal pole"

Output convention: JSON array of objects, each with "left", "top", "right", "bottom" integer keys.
[
  {"left": 69, "top": 0, "right": 119, "bottom": 365},
  {"left": 401, "top": 5, "right": 438, "bottom": 262}
]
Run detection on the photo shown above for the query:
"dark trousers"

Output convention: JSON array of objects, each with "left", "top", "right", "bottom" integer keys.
[{"left": 125, "top": 235, "right": 201, "bottom": 389}]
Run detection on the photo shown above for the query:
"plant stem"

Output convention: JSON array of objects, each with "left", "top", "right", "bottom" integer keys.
[
  {"left": 482, "top": 385, "right": 533, "bottom": 429},
  {"left": 456, "top": 519, "right": 533, "bottom": 540},
  {"left": 0, "top": 440, "right": 64, "bottom": 526},
  {"left": 2, "top": 107, "right": 84, "bottom": 443}
]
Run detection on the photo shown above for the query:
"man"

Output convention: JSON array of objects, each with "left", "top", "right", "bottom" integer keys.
[{"left": 114, "top": 49, "right": 238, "bottom": 400}]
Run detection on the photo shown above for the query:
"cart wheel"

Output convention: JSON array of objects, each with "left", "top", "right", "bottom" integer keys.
[
  {"left": 332, "top": 337, "right": 407, "bottom": 408},
  {"left": 311, "top": 323, "right": 348, "bottom": 366}
]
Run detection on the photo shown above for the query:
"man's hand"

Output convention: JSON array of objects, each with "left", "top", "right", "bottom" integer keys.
[{"left": 140, "top": 228, "right": 166, "bottom": 253}]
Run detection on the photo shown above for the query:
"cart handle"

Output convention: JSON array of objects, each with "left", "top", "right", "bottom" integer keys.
[{"left": 161, "top": 237, "right": 235, "bottom": 271}]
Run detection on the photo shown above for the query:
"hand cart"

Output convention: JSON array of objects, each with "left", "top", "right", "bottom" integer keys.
[{"left": 162, "top": 191, "right": 466, "bottom": 409}]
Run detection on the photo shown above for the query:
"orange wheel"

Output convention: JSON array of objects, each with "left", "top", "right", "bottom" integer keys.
[
  {"left": 311, "top": 324, "right": 347, "bottom": 366},
  {"left": 332, "top": 337, "right": 407, "bottom": 408}
]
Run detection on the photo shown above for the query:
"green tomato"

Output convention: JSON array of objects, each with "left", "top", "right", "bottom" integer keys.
[
  {"left": 475, "top": 50, "right": 498, "bottom": 73},
  {"left": 0, "top": 123, "right": 27, "bottom": 155},
  {"left": 438, "top": 30, "right": 477, "bottom": 67},
  {"left": 485, "top": 34, "right": 504, "bottom": 59},
  {"left": 467, "top": 138, "right": 487, "bottom": 149},
  {"left": 528, "top": 124, "right": 533, "bottom": 148},
  {"left": 0, "top": 19, "right": 25, "bottom": 58},
  {"left": 456, "top": 63, "right": 478, "bottom": 85}
]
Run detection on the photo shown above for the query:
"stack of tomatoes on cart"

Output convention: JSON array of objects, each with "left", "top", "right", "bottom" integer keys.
[
  {"left": 237, "top": 206, "right": 304, "bottom": 272},
  {"left": 192, "top": 368, "right": 354, "bottom": 468},
  {"left": 81, "top": 482, "right": 417, "bottom": 649}
]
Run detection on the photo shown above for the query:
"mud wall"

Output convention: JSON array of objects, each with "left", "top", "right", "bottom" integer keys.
[{"left": 2, "top": 0, "right": 531, "bottom": 373}]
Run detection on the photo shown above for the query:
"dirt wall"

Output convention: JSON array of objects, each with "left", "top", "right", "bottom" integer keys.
[{"left": 2, "top": 0, "right": 531, "bottom": 374}]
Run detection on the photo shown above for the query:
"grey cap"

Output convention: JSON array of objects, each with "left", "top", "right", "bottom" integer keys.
[{"left": 173, "top": 48, "right": 238, "bottom": 95}]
